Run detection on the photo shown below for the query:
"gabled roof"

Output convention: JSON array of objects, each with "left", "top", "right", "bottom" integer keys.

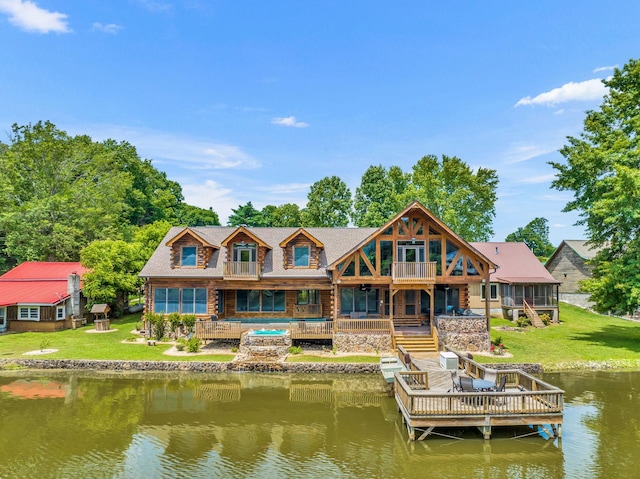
[
  {"left": 327, "top": 201, "right": 496, "bottom": 271},
  {"left": 545, "top": 240, "right": 603, "bottom": 267},
  {"left": 221, "top": 226, "right": 272, "bottom": 249},
  {"left": 165, "top": 228, "right": 217, "bottom": 248},
  {"left": 278, "top": 228, "right": 324, "bottom": 248},
  {"left": 0, "top": 262, "right": 86, "bottom": 307},
  {"left": 140, "top": 226, "right": 377, "bottom": 279},
  {"left": 470, "top": 242, "right": 559, "bottom": 284}
]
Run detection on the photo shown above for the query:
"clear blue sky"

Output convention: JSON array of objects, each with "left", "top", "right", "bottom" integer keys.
[{"left": 2, "top": 1, "right": 639, "bottom": 245}]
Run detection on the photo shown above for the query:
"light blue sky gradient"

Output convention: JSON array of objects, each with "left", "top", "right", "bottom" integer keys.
[{"left": 1, "top": 1, "right": 639, "bottom": 245}]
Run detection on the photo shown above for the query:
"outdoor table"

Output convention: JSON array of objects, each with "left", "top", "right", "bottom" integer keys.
[{"left": 472, "top": 379, "right": 496, "bottom": 391}]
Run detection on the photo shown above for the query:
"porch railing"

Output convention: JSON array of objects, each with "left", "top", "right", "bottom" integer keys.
[
  {"left": 195, "top": 320, "right": 243, "bottom": 339},
  {"left": 334, "top": 319, "right": 393, "bottom": 334},
  {"left": 392, "top": 261, "right": 437, "bottom": 283},
  {"left": 290, "top": 321, "right": 333, "bottom": 339},
  {"left": 223, "top": 261, "right": 262, "bottom": 280}
]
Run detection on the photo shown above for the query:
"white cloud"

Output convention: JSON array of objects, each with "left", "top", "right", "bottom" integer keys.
[
  {"left": 135, "top": 0, "right": 171, "bottom": 12},
  {"left": 255, "top": 183, "right": 310, "bottom": 195},
  {"left": 515, "top": 78, "right": 608, "bottom": 107},
  {"left": 517, "top": 174, "right": 556, "bottom": 184},
  {"left": 271, "top": 116, "right": 309, "bottom": 128},
  {"left": 502, "top": 144, "right": 556, "bottom": 164},
  {"left": 92, "top": 22, "right": 123, "bottom": 34},
  {"left": 0, "top": 0, "right": 70, "bottom": 33},
  {"left": 181, "top": 179, "right": 236, "bottom": 225},
  {"left": 552, "top": 223, "right": 567, "bottom": 228},
  {"left": 593, "top": 65, "right": 617, "bottom": 73},
  {"left": 79, "top": 124, "right": 260, "bottom": 170}
]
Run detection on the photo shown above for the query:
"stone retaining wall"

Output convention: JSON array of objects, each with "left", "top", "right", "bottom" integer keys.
[
  {"left": 0, "top": 358, "right": 379, "bottom": 374},
  {"left": 435, "top": 315, "right": 490, "bottom": 351},
  {"left": 333, "top": 332, "right": 392, "bottom": 353}
]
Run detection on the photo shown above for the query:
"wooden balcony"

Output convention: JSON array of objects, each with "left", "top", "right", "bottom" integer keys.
[
  {"left": 223, "top": 261, "right": 262, "bottom": 280},
  {"left": 392, "top": 261, "right": 437, "bottom": 284}
]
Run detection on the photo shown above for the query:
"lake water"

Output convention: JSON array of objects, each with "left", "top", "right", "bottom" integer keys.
[{"left": 0, "top": 369, "right": 637, "bottom": 478}]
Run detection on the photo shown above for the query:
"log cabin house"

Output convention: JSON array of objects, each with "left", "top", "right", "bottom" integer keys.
[
  {"left": 140, "top": 202, "right": 497, "bottom": 352},
  {"left": 0, "top": 262, "right": 87, "bottom": 332}
]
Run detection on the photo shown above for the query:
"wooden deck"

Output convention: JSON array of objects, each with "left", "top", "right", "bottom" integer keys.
[
  {"left": 195, "top": 318, "right": 395, "bottom": 341},
  {"left": 395, "top": 352, "right": 564, "bottom": 440}
]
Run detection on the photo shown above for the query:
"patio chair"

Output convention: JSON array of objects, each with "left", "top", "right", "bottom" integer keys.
[
  {"left": 459, "top": 376, "right": 478, "bottom": 406},
  {"left": 459, "top": 376, "right": 475, "bottom": 392},
  {"left": 483, "top": 368, "right": 497, "bottom": 385},
  {"left": 448, "top": 371, "right": 462, "bottom": 392},
  {"left": 496, "top": 375, "right": 507, "bottom": 392}
]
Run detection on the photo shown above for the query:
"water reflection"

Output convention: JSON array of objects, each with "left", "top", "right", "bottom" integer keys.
[{"left": 0, "top": 370, "right": 637, "bottom": 478}]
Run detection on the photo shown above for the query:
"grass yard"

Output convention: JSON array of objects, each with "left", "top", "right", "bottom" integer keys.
[
  {"left": 1, "top": 302, "right": 639, "bottom": 370},
  {"left": 0, "top": 313, "right": 235, "bottom": 362},
  {"left": 479, "top": 302, "right": 640, "bottom": 370}
]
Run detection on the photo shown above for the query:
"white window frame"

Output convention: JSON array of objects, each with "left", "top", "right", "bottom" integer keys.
[
  {"left": 0, "top": 307, "right": 5, "bottom": 327},
  {"left": 481, "top": 283, "right": 499, "bottom": 301},
  {"left": 56, "top": 305, "right": 66, "bottom": 320},
  {"left": 18, "top": 306, "right": 40, "bottom": 321}
]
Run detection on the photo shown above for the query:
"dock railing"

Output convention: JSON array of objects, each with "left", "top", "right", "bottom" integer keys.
[{"left": 394, "top": 349, "right": 564, "bottom": 419}]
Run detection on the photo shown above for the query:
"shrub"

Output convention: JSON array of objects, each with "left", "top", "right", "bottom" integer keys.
[
  {"left": 539, "top": 313, "right": 552, "bottom": 326},
  {"left": 40, "top": 338, "right": 51, "bottom": 351},
  {"left": 287, "top": 345, "right": 303, "bottom": 355},
  {"left": 167, "top": 312, "right": 182, "bottom": 337},
  {"left": 146, "top": 312, "right": 166, "bottom": 340},
  {"left": 176, "top": 338, "right": 187, "bottom": 351},
  {"left": 231, "top": 346, "right": 238, "bottom": 353},
  {"left": 182, "top": 314, "right": 197, "bottom": 333},
  {"left": 515, "top": 316, "right": 531, "bottom": 328},
  {"left": 186, "top": 336, "right": 201, "bottom": 353}
]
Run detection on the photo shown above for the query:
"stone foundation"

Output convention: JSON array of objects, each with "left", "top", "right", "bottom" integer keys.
[
  {"left": 0, "top": 358, "right": 379, "bottom": 374},
  {"left": 435, "top": 315, "right": 490, "bottom": 352},
  {"left": 239, "top": 330, "right": 292, "bottom": 361},
  {"left": 333, "top": 332, "right": 392, "bottom": 353}
]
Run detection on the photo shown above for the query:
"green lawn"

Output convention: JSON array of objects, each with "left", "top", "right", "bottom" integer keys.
[
  {"left": 479, "top": 302, "right": 640, "bottom": 370},
  {"left": 1, "top": 303, "right": 639, "bottom": 370},
  {"left": 0, "top": 314, "right": 234, "bottom": 362}
]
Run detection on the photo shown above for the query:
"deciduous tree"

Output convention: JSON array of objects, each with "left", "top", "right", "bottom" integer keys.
[
  {"left": 505, "top": 217, "right": 556, "bottom": 260},
  {"left": 550, "top": 59, "right": 640, "bottom": 313},
  {"left": 303, "top": 176, "right": 352, "bottom": 227}
]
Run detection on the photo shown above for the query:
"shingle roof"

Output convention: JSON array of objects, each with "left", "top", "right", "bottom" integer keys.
[
  {"left": 0, "top": 262, "right": 86, "bottom": 306},
  {"left": 469, "top": 242, "right": 559, "bottom": 284},
  {"left": 560, "top": 240, "right": 602, "bottom": 260},
  {"left": 139, "top": 227, "right": 379, "bottom": 279}
]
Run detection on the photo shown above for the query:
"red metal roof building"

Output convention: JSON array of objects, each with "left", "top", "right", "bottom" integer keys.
[{"left": 0, "top": 262, "right": 87, "bottom": 332}]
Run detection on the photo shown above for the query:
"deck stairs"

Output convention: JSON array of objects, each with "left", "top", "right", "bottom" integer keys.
[
  {"left": 523, "top": 301, "right": 546, "bottom": 328},
  {"left": 394, "top": 331, "right": 438, "bottom": 353}
]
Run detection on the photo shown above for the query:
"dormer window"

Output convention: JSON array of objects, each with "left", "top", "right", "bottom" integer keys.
[
  {"left": 294, "top": 246, "right": 310, "bottom": 267},
  {"left": 181, "top": 246, "right": 197, "bottom": 267}
]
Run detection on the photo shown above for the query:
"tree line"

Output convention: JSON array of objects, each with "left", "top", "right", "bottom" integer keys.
[{"left": 5, "top": 59, "right": 638, "bottom": 316}]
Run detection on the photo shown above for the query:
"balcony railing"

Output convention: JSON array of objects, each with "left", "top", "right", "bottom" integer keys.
[
  {"left": 392, "top": 261, "right": 437, "bottom": 283},
  {"left": 223, "top": 261, "right": 262, "bottom": 280}
]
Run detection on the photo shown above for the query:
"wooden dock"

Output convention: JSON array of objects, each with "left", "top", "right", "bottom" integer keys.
[{"left": 394, "top": 352, "right": 564, "bottom": 440}]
